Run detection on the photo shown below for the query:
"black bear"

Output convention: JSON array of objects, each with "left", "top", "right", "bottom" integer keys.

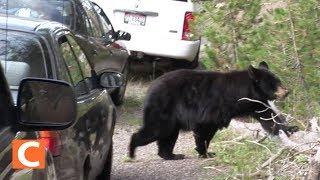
[{"left": 129, "top": 62, "right": 298, "bottom": 160}]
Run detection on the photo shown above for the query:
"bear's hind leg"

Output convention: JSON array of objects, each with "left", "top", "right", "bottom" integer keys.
[
  {"left": 129, "top": 128, "right": 158, "bottom": 158},
  {"left": 157, "top": 127, "right": 184, "bottom": 160}
]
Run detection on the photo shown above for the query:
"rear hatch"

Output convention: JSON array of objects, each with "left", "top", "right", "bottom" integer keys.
[{"left": 109, "top": 0, "right": 194, "bottom": 41}]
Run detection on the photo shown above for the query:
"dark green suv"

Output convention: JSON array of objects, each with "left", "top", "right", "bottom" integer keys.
[
  {"left": 2, "top": 0, "right": 131, "bottom": 105},
  {"left": 0, "top": 15, "right": 123, "bottom": 179}
]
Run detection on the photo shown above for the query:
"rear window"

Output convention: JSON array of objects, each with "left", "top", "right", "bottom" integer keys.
[
  {"left": 0, "top": 30, "right": 47, "bottom": 87},
  {"left": 1, "top": 0, "right": 74, "bottom": 27}
]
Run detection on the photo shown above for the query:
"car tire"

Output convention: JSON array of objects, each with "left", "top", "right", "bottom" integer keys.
[
  {"left": 97, "top": 142, "right": 113, "bottom": 180},
  {"left": 111, "top": 62, "right": 129, "bottom": 105}
]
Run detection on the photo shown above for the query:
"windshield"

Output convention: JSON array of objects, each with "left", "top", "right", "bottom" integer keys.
[
  {"left": 0, "top": 0, "right": 74, "bottom": 27},
  {"left": 0, "top": 30, "right": 47, "bottom": 87}
]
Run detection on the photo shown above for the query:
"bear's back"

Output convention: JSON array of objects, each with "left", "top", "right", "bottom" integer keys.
[{"left": 143, "top": 69, "right": 222, "bottom": 112}]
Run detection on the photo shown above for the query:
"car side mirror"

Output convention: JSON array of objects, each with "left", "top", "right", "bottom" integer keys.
[
  {"left": 115, "top": 30, "right": 131, "bottom": 41},
  {"left": 99, "top": 72, "right": 125, "bottom": 88},
  {"left": 16, "top": 78, "right": 77, "bottom": 131}
]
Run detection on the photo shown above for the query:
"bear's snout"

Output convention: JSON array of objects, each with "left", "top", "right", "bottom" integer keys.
[{"left": 275, "top": 85, "right": 289, "bottom": 99}]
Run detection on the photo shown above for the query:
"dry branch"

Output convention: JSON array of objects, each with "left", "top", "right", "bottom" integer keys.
[
  {"left": 230, "top": 114, "right": 319, "bottom": 179},
  {"left": 307, "top": 148, "right": 320, "bottom": 180}
]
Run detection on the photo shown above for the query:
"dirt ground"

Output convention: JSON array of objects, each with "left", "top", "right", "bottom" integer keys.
[{"left": 111, "top": 61, "right": 225, "bottom": 180}]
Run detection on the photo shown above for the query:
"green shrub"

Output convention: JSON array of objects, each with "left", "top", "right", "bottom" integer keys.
[{"left": 194, "top": 0, "right": 320, "bottom": 121}]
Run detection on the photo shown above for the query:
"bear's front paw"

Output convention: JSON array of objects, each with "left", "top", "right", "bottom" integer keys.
[
  {"left": 207, "top": 152, "right": 216, "bottom": 158},
  {"left": 198, "top": 152, "right": 215, "bottom": 159},
  {"left": 198, "top": 154, "right": 207, "bottom": 158}
]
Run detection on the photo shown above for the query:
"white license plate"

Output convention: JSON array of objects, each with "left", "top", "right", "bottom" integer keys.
[{"left": 124, "top": 13, "right": 146, "bottom": 26}]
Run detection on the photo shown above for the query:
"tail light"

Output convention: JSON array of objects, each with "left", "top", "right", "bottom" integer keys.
[
  {"left": 182, "top": 11, "right": 194, "bottom": 41},
  {"left": 111, "top": 42, "right": 122, "bottom": 49},
  {"left": 39, "top": 131, "right": 62, "bottom": 157}
]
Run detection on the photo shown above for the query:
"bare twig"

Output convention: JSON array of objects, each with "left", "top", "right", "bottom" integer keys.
[
  {"left": 261, "top": 148, "right": 285, "bottom": 168},
  {"left": 246, "top": 140, "right": 272, "bottom": 154},
  {"left": 203, "top": 166, "right": 224, "bottom": 172},
  {"left": 238, "top": 97, "right": 271, "bottom": 109},
  {"left": 238, "top": 98, "right": 287, "bottom": 125},
  {"left": 257, "top": 135, "right": 268, "bottom": 143}
]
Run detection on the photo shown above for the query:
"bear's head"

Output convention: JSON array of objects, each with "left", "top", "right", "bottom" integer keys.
[
  {"left": 248, "top": 61, "right": 289, "bottom": 101},
  {"left": 247, "top": 62, "right": 298, "bottom": 135}
]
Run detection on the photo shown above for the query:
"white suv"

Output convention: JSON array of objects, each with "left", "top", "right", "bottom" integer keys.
[{"left": 92, "top": 0, "right": 200, "bottom": 67}]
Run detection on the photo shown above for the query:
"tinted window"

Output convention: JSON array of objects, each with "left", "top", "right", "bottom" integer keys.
[
  {"left": 59, "top": 38, "right": 82, "bottom": 85},
  {"left": 0, "top": 30, "right": 47, "bottom": 86},
  {"left": 59, "top": 36, "right": 87, "bottom": 95},
  {"left": 56, "top": 53, "right": 72, "bottom": 84},
  {"left": 92, "top": 3, "right": 113, "bottom": 34},
  {"left": 66, "top": 35, "right": 91, "bottom": 78},
  {"left": 79, "top": 0, "right": 103, "bottom": 38},
  {"left": 74, "top": 2, "right": 91, "bottom": 36},
  {"left": 3, "top": 0, "right": 74, "bottom": 27}
]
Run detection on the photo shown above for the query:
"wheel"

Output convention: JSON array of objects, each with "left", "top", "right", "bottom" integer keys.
[
  {"left": 111, "top": 62, "right": 129, "bottom": 105},
  {"left": 97, "top": 142, "right": 113, "bottom": 180}
]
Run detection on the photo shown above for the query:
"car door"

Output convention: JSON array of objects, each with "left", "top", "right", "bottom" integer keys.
[
  {"left": 74, "top": 0, "right": 114, "bottom": 73},
  {"left": 0, "top": 72, "right": 14, "bottom": 178},
  {"left": 0, "top": 33, "right": 56, "bottom": 179},
  {"left": 55, "top": 33, "right": 114, "bottom": 179},
  {"left": 92, "top": 2, "right": 129, "bottom": 73},
  {"left": 0, "top": 69, "right": 54, "bottom": 180},
  {"left": 66, "top": 34, "right": 115, "bottom": 178},
  {"left": 0, "top": 117, "right": 46, "bottom": 180},
  {"left": 0, "top": 113, "right": 16, "bottom": 180}
]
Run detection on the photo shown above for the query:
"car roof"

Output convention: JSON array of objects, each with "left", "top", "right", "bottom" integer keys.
[
  {"left": 0, "top": 13, "right": 69, "bottom": 35},
  {"left": 0, "top": 14, "right": 71, "bottom": 83}
]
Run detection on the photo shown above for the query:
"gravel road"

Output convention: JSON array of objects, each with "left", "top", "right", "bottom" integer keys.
[{"left": 111, "top": 122, "right": 221, "bottom": 180}]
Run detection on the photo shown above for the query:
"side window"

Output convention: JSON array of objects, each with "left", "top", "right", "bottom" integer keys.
[
  {"left": 57, "top": 57, "right": 72, "bottom": 84},
  {"left": 75, "top": 4, "right": 92, "bottom": 36},
  {"left": 80, "top": 0, "right": 103, "bottom": 38},
  {"left": 92, "top": 3, "right": 113, "bottom": 34},
  {"left": 66, "top": 35, "right": 91, "bottom": 79},
  {"left": 84, "top": 16, "right": 94, "bottom": 36},
  {"left": 58, "top": 36, "right": 87, "bottom": 96}
]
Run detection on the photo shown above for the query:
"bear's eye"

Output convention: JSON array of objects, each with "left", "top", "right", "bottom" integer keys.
[{"left": 270, "top": 83, "right": 277, "bottom": 90}]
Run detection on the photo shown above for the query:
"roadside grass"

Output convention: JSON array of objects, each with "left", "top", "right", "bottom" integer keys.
[
  {"left": 204, "top": 129, "right": 282, "bottom": 179},
  {"left": 200, "top": 45, "right": 216, "bottom": 70},
  {"left": 119, "top": 79, "right": 148, "bottom": 127},
  {"left": 125, "top": 116, "right": 142, "bottom": 126},
  {"left": 123, "top": 96, "right": 142, "bottom": 109}
]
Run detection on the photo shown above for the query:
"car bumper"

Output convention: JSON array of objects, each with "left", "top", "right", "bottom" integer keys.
[{"left": 123, "top": 39, "right": 201, "bottom": 61}]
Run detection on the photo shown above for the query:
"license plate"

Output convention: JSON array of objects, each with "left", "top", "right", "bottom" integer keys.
[{"left": 124, "top": 13, "right": 146, "bottom": 26}]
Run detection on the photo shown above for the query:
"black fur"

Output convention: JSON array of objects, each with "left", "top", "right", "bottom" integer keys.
[{"left": 129, "top": 62, "right": 298, "bottom": 160}]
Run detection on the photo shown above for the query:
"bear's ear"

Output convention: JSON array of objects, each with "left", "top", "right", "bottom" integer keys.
[
  {"left": 259, "top": 61, "right": 269, "bottom": 70},
  {"left": 248, "top": 65, "right": 258, "bottom": 80}
]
